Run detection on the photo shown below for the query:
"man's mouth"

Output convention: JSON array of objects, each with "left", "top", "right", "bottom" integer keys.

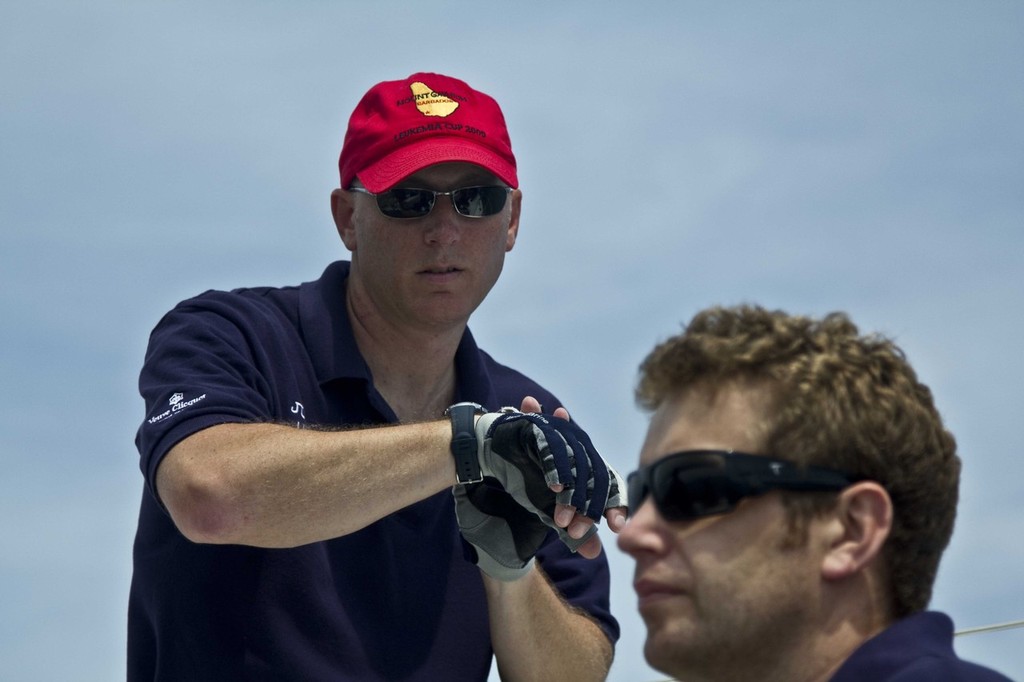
[{"left": 634, "top": 577, "right": 686, "bottom": 606}]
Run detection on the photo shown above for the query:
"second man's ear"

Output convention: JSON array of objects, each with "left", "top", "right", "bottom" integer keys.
[{"left": 820, "top": 481, "right": 893, "bottom": 581}]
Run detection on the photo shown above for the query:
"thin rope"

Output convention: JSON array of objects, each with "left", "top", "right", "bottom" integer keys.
[{"left": 955, "top": 618, "right": 1024, "bottom": 637}]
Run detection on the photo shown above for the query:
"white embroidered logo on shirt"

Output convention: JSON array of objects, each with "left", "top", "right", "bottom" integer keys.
[{"left": 148, "top": 392, "right": 207, "bottom": 425}]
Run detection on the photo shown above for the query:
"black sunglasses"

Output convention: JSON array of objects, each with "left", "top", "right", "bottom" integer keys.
[
  {"left": 348, "top": 185, "right": 512, "bottom": 219},
  {"left": 627, "top": 450, "right": 861, "bottom": 521}
]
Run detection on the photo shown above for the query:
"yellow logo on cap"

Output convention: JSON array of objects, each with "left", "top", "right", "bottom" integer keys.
[{"left": 410, "top": 82, "right": 459, "bottom": 117}]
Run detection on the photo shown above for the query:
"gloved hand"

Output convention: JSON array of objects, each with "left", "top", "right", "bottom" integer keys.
[
  {"left": 473, "top": 408, "right": 627, "bottom": 553},
  {"left": 453, "top": 479, "right": 551, "bottom": 581}
]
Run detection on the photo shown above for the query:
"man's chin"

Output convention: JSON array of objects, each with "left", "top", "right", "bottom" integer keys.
[{"left": 643, "top": 620, "right": 703, "bottom": 680}]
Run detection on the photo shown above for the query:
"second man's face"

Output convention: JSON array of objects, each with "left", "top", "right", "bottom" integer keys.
[{"left": 617, "top": 384, "right": 826, "bottom": 680}]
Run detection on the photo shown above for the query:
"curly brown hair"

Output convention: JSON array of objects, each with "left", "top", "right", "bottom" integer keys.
[{"left": 636, "top": 305, "right": 960, "bottom": 618}]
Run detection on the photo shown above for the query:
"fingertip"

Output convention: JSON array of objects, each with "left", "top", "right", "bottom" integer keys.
[
  {"left": 576, "top": 535, "right": 603, "bottom": 559},
  {"left": 568, "top": 517, "right": 594, "bottom": 539},
  {"left": 554, "top": 506, "right": 574, "bottom": 528},
  {"left": 519, "top": 395, "right": 542, "bottom": 413},
  {"left": 608, "top": 509, "right": 628, "bottom": 533}
]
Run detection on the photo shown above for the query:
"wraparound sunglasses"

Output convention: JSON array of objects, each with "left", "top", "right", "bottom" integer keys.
[
  {"left": 627, "top": 450, "right": 863, "bottom": 521},
  {"left": 349, "top": 185, "right": 512, "bottom": 219}
]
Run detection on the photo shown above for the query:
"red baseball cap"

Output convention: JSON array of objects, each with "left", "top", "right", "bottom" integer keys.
[{"left": 338, "top": 72, "right": 518, "bottom": 192}]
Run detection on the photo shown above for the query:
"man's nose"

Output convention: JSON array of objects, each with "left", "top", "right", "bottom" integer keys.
[{"left": 423, "top": 196, "right": 462, "bottom": 245}]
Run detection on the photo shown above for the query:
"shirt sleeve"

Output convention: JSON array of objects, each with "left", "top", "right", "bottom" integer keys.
[{"left": 134, "top": 293, "right": 278, "bottom": 506}]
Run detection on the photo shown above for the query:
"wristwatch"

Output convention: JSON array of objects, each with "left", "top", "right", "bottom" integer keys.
[{"left": 445, "top": 402, "right": 487, "bottom": 484}]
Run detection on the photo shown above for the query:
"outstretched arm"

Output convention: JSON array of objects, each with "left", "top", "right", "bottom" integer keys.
[
  {"left": 159, "top": 396, "right": 625, "bottom": 553},
  {"left": 157, "top": 419, "right": 455, "bottom": 547}
]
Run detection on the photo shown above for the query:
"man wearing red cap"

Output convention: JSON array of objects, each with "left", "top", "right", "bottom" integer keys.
[{"left": 130, "top": 73, "right": 624, "bottom": 680}]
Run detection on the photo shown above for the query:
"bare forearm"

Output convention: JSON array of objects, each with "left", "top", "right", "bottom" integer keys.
[
  {"left": 485, "top": 567, "right": 613, "bottom": 682},
  {"left": 156, "top": 420, "right": 455, "bottom": 547}
]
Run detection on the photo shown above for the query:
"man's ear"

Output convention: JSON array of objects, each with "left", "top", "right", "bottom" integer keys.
[
  {"left": 821, "top": 481, "right": 892, "bottom": 581},
  {"left": 331, "top": 188, "right": 357, "bottom": 251},
  {"left": 504, "top": 189, "right": 522, "bottom": 252}
]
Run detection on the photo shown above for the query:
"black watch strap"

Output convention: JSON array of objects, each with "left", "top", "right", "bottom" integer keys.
[{"left": 445, "top": 402, "right": 486, "bottom": 484}]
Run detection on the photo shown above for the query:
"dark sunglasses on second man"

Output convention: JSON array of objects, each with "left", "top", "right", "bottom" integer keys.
[
  {"left": 627, "top": 450, "right": 863, "bottom": 521},
  {"left": 348, "top": 185, "right": 512, "bottom": 219}
]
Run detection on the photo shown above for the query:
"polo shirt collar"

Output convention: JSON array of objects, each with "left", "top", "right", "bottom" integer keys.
[{"left": 299, "top": 261, "right": 368, "bottom": 385}]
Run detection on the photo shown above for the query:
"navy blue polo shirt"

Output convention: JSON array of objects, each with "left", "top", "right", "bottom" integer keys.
[
  {"left": 831, "top": 611, "right": 1011, "bottom": 681},
  {"left": 130, "top": 260, "right": 618, "bottom": 681}
]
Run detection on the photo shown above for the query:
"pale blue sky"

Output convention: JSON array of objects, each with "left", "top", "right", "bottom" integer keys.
[{"left": 2, "top": 2, "right": 1022, "bottom": 680}]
